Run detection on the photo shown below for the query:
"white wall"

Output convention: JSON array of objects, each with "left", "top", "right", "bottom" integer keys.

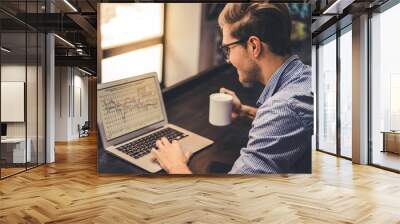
[
  {"left": 164, "top": 3, "right": 202, "bottom": 87},
  {"left": 1, "top": 65, "right": 26, "bottom": 81},
  {"left": 55, "top": 67, "right": 69, "bottom": 141},
  {"left": 72, "top": 74, "right": 89, "bottom": 138},
  {"left": 55, "top": 67, "right": 89, "bottom": 141}
]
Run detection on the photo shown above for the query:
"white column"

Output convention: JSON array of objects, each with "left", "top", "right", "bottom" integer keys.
[
  {"left": 352, "top": 14, "right": 369, "bottom": 164},
  {"left": 45, "top": 0, "right": 55, "bottom": 163},
  {"left": 46, "top": 32, "right": 55, "bottom": 163}
]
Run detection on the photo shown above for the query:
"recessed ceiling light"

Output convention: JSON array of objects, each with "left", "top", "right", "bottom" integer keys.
[
  {"left": 322, "top": 0, "right": 353, "bottom": 15},
  {"left": 63, "top": 0, "right": 78, "bottom": 12},
  {"left": 1, "top": 47, "right": 11, "bottom": 53},
  {"left": 78, "top": 67, "right": 93, "bottom": 76},
  {"left": 54, "top": 34, "right": 75, "bottom": 48}
]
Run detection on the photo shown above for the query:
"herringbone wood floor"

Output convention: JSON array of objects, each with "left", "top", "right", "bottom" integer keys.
[{"left": 1, "top": 134, "right": 400, "bottom": 224}]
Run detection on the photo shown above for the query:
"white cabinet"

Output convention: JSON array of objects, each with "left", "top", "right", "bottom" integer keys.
[{"left": 1, "top": 138, "right": 32, "bottom": 163}]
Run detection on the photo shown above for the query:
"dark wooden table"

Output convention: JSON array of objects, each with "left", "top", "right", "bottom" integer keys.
[
  {"left": 381, "top": 131, "right": 400, "bottom": 154},
  {"left": 97, "top": 65, "right": 264, "bottom": 174}
]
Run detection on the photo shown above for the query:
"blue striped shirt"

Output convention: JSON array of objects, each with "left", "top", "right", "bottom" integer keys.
[{"left": 229, "top": 55, "right": 313, "bottom": 174}]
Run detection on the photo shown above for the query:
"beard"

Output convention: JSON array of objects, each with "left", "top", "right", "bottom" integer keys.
[{"left": 238, "top": 59, "right": 261, "bottom": 84}]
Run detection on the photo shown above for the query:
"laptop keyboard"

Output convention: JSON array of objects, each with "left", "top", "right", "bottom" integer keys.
[{"left": 116, "top": 127, "right": 188, "bottom": 159}]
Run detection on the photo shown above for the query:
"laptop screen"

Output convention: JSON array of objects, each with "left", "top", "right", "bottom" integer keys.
[
  {"left": 1, "top": 123, "right": 7, "bottom": 137},
  {"left": 98, "top": 76, "right": 165, "bottom": 141}
]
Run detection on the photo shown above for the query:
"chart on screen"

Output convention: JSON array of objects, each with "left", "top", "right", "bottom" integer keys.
[{"left": 98, "top": 77, "right": 164, "bottom": 140}]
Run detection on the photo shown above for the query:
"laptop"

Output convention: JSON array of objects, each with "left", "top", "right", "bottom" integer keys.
[{"left": 97, "top": 72, "right": 213, "bottom": 173}]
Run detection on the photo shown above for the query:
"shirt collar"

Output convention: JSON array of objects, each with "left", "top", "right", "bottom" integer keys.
[{"left": 256, "top": 55, "right": 299, "bottom": 106}]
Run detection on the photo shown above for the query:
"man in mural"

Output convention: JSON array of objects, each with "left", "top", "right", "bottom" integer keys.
[{"left": 151, "top": 2, "right": 313, "bottom": 174}]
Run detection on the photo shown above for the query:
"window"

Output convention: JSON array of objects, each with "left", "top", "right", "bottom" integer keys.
[
  {"left": 101, "top": 44, "right": 163, "bottom": 83},
  {"left": 370, "top": 2, "right": 400, "bottom": 171},
  {"left": 100, "top": 3, "right": 164, "bottom": 83},
  {"left": 339, "top": 27, "right": 352, "bottom": 158},
  {"left": 316, "top": 25, "right": 353, "bottom": 159},
  {"left": 317, "top": 36, "right": 337, "bottom": 154}
]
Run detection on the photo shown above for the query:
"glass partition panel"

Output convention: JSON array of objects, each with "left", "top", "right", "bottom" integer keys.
[
  {"left": 0, "top": 0, "right": 46, "bottom": 179},
  {"left": 1, "top": 31, "right": 27, "bottom": 178}
]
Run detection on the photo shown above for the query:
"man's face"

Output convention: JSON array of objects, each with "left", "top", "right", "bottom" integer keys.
[{"left": 221, "top": 24, "right": 261, "bottom": 83}]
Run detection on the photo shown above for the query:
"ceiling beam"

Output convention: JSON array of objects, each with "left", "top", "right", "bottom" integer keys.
[
  {"left": 67, "top": 13, "right": 96, "bottom": 38},
  {"left": 322, "top": 0, "right": 356, "bottom": 15},
  {"left": 11, "top": 13, "right": 81, "bottom": 32},
  {"left": 55, "top": 55, "right": 96, "bottom": 70}
]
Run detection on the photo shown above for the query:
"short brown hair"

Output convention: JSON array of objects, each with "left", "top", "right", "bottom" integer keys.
[{"left": 218, "top": 3, "right": 292, "bottom": 56}]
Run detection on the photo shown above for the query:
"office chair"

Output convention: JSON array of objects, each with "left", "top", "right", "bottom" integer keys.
[{"left": 79, "top": 121, "right": 90, "bottom": 138}]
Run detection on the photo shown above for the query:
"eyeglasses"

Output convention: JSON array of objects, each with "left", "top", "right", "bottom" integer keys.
[{"left": 220, "top": 39, "right": 244, "bottom": 62}]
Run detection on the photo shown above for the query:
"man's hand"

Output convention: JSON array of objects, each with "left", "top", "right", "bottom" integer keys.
[
  {"left": 220, "top": 87, "right": 242, "bottom": 120},
  {"left": 220, "top": 87, "right": 257, "bottom": 120},
  {"left": 151, "top": 137, "right": 192, "bottom": 174}
]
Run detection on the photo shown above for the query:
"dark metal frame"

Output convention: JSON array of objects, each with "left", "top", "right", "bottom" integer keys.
[
  {"left": 36, "top": 13, "right": 39, "bottom": 170},
  {"left": 336, "top": 27, "right": 341, "bottom": 158},
  {"left": 315, "top": 43, "right": 319, "bottom": 151},
  {"left": 367, "top": 10, "right": 373, "bottom": 166},
  {"left": 44, "top": 0, "right": 47, "bottom": 166},
  {"left": 25, "top": 2, "right": 28, "bottom": 171},
  {"left": 0, "top": 20, "right": 2, "bottom": 179}
]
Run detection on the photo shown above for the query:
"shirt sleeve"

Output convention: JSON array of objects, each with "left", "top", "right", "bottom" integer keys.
[{"left": 229, "top": 97, "right": 312, "bottom": 174}]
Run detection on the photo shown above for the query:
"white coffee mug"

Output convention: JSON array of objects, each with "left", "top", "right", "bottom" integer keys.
[{"left": 209, "top": 93, "right": 233, "bottom": 126}]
